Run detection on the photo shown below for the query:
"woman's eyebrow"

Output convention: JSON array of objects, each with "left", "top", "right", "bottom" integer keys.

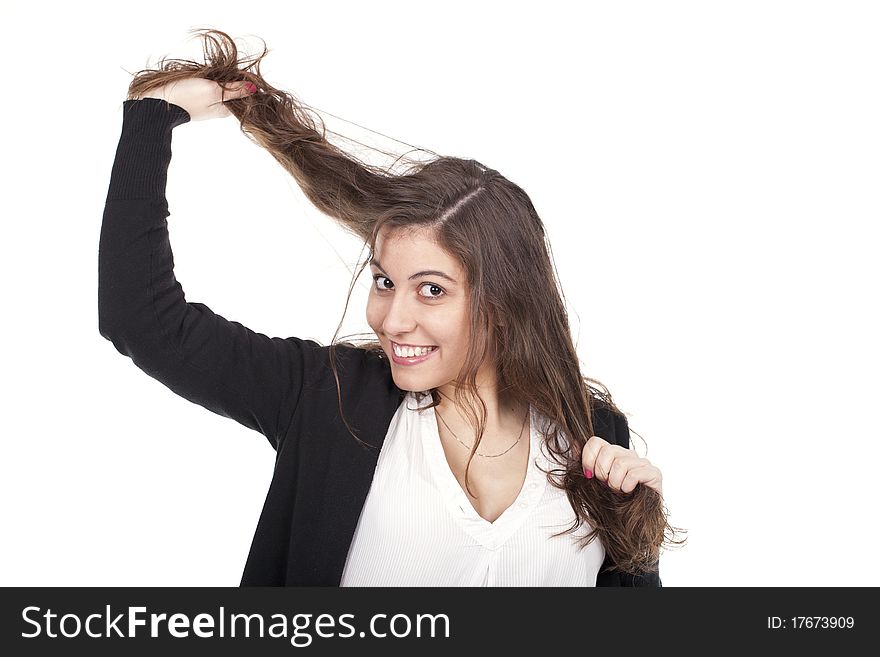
[{"left": 369, "top": 259, "right": 458, "bottom": 284}]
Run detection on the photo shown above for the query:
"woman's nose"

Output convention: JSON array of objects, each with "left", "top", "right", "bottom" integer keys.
[{"left": 382, "top": 297, "right": 417, "bottom": 334}]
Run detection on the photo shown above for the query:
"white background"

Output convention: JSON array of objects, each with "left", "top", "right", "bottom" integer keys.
[{"left": 2, "top": 0, "right": 877, "bottom": 586}]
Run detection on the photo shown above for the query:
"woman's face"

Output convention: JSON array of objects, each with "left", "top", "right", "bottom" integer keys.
[{"left": 366, "top": 227, "right": 470, "bottom": 392}]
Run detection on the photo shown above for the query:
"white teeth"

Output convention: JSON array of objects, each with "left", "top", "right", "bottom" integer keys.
[{"left": 393, "top": 344, "right": 436, "bottom": 358}]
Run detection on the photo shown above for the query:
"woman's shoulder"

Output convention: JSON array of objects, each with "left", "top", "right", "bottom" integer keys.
[
  {"left": 304, "top": 340, "right": 402, "bottom": 400},
  {"left": 588, "top": 395, "right": 630, "bottom": 449}
]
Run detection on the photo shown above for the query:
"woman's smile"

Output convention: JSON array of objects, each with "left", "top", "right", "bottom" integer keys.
[{"left": 390, "top": 341, "right": 440, "bottom": 365}]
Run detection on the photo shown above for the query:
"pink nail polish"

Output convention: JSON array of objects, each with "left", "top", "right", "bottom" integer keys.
[{"left": 584, "top": 469, "right": 593, "bottom": 479}]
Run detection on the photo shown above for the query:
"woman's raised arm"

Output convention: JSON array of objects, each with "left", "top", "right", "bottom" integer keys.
[{"left": 98, "top": 93, "right": 325, "bottom": 450}]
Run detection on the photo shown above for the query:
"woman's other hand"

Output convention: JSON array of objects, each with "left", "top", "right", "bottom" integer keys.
[
  {"left": 581, "top": 434, "right": 663, "bottom": 496},
  {"left": 129, "top": 77, "right": 257, "bottom": 121}
]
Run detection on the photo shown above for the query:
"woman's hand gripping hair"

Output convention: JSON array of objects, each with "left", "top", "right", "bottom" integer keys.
[
  {"left": 129, "top": 76, "right": 257, "bottom": 121},
  {"left": 581, "top": 435, "right": 664, "bottom": 496}
]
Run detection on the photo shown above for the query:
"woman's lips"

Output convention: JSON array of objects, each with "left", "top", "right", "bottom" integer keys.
[{"left": 390, "top": 346, "right": 439, "bottom": 366}]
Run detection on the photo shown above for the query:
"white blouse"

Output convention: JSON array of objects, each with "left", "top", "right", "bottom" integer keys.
[{"left": 340, "top": 391, "right": 605, "bottom": 586}]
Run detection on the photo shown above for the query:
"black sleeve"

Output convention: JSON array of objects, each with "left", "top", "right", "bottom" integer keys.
[
  {"left": 594, "top": 406, "right": 663, "bottom": 587},
  {"left": 98, "top": 98, "right": 325, "bottom": 450}
]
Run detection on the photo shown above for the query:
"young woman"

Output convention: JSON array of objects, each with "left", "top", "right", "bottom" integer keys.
[{"left": 99, "top": 29, "right": 684, "bottom": 586}]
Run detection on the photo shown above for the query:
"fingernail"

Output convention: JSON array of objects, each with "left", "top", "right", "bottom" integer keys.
[
  {"left": 584, "top": 469, "right": 593, "bottom": 479},
  {"left": 245, "top": 82, "right": 257, "bottom": 93}
]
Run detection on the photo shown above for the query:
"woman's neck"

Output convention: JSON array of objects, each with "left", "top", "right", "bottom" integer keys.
[{"left": 433, "top": 385, "right": 529, "bottom": 452}]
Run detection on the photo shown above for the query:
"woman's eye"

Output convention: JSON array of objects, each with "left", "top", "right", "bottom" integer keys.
[
  {"left": 418, "top": 283, "right": 445, "bottom": 299},
  {"left": 373, "top": 274, "right": 393, "bottom": 291},
  {"left": 371, "top": 275, "right": 445, "bottom": 300}
]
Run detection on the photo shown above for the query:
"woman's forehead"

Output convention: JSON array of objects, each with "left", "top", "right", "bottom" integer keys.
[
  {"left": 375, "top": 226, "right": 441, "bottom": 259},
  {"left": 372, "top": 230, "right": 463, "bottom": 281}
]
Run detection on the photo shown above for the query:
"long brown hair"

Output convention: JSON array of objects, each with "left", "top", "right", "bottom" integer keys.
[{"left": 125, "top": 28, "right": 687, "bottom": 576}]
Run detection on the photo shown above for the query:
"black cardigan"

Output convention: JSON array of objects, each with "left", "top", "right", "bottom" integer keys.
[{"left": 98, "top": 98, "right": 661, "bottom": 587}]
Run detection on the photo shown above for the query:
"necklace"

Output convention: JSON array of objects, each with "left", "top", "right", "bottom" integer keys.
[{"left": 435, "top": 404, "right": 529, "bottom": 458}]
